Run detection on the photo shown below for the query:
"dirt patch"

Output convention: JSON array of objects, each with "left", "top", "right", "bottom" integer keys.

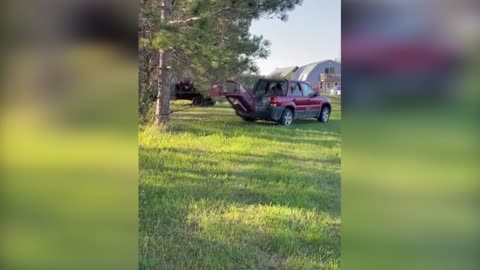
[
  {"left": 187, "top": 220, "right": 199, "bottom": 232},
  {"left": 256, "top": 251, "right": 287, "bottom": 270}
]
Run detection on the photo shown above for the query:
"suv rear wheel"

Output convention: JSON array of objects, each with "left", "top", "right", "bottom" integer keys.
[
  {"left": 241, "top": 117, "right": 255, "bottom": 122},
  {"left": 280, "top": 108, "right": 294, "bottom": 126}
]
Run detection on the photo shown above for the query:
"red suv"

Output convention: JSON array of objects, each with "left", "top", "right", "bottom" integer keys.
[{"left": 224, "top": 79, "right": 331, "bottom": 126}]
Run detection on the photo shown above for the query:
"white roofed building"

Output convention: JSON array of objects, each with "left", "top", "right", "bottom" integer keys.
[{"left": 291, "top": 60, "right": 341, "bottom": 93}]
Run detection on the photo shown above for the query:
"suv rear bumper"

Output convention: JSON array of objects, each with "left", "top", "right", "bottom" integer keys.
[{"left": 233, "top": 105, "right": 284, "bottom": 121}]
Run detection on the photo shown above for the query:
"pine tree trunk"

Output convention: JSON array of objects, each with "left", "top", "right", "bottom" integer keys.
[
  {"left": 155, "top": 0, "right": 173, "bottom": 126},
  {"left": 155, "top": 52, "right": 172, "bottom": 125}
]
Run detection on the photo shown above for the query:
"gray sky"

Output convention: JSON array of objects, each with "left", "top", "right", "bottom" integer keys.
[{"left": 250, "top": 0, "right": 340, "bottom": 75}]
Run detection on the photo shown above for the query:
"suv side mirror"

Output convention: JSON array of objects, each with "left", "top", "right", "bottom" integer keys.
[{"left": 308, "top": 93, "right": 317, "bottom": 98}]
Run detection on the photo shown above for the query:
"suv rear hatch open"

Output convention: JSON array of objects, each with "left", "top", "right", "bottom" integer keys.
[
  {"left": 225, "top": 79, "right": 288, "bottom": 113},
  {"left": 224, "top": 89, "right": 256, "bottom": 114}
]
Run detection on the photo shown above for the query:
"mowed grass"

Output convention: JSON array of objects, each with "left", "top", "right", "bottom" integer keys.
[{"left": 139, "top": 96, "right": 341, "bottom": 269}]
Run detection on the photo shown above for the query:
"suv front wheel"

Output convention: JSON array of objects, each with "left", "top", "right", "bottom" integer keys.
[
  {"left": 318, "top": 106, "right": 330, "bottom": 123},
  {"left": 279, "top": 108, "right": 294, "bottom": 126}
]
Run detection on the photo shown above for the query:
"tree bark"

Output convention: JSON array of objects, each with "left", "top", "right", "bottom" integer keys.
[{"left": 155, "top": 0, "right": 173, "bottom": 126}]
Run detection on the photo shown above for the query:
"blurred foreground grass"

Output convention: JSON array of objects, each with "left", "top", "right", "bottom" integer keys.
[
  {"left": 342, "top": 49, "right": 479, "bottom": 270},
  {"left": 2, "top": 46, "right": 138, "bottom": 270}
]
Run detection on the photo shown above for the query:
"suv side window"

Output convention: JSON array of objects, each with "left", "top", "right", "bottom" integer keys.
[
  {"left": 290, "top": 83, "right": 303, "bottom": 97},
  {"left": 301, "top": 83, "right": 315, "bottom": 97}
]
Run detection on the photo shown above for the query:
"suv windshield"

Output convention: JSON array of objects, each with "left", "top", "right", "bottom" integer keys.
[{"left": 253, "top": 80, "right": 287, "bottom": 97}]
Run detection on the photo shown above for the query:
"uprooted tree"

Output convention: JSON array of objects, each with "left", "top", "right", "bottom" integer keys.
[{"left": 139, "top": 0, "right": 303, "bottom": 125}]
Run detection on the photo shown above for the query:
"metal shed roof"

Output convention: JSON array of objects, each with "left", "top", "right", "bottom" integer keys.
[{"left": 269, "top": 66, "right": 299, "bottom": 78}]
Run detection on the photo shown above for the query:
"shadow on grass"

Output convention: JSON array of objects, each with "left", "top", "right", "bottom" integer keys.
[
  {"left": 139, "top": 102, "right": 341, "bottom": 269},
  {"left": 140, "top": 180, "right": 340, "bottom": 269},
  {"left": 140, "top": 223, "right": 339, "bottom": 270},
  {"left": 140, "top": 147, "right": 340, "bottom": 216},
  {"left": 169, "top": 119, "right": 341, "bottom": 146}
]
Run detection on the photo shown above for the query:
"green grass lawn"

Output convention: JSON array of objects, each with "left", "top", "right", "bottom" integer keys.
[{"left": 139, "top": 96, "right": 341, "bottom": 269}]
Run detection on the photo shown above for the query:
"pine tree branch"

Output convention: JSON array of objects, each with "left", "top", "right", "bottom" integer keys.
[{"left": 168, "top": 6, "right": 231, "bottom": 26}]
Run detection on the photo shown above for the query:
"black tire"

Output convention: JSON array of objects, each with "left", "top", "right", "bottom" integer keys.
[
  {"left": 318, "top": 106, "right": 330, "bottom": 123},
  {"left": 203, "top": 97, "right": 216, "bottom": 107},
  {"left": 279, "top": 108, "right": 294, "bottom": 126},
  {"left": 241, "top": 117, "right": 255, "bottom": 122},
  {"left": 192, "top": 96, "right": 204, "bottom": 106}
]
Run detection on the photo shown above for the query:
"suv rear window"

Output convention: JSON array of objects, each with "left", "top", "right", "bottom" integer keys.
[{"left": 254, "top": 80, "right": 287, "bottom": 96}]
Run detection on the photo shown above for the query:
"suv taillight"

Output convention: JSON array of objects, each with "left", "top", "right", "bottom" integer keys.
[{"left": 270, "top": 97, "right": 280, "bottom": 106}]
